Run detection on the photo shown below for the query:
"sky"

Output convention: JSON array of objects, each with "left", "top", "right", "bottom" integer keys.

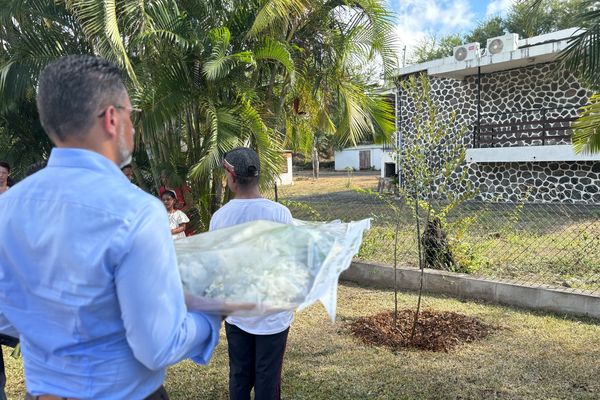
[{"left": 388, "top": 0, "right": 516, "bottom": 63}]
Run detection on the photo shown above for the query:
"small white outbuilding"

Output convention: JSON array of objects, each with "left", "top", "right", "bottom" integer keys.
[
  {"left": 276, "top": 150, "right": 293, "bottom": 186},
  {"left": 334, "top": 144, "right": 383, "bottom": 171}
]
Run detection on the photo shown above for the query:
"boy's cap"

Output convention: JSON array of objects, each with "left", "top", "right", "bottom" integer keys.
[
  {"left": 162, "top": 189, "right": 178, "bottom": 200},
  {"left": 223, "top": 147, "right": 260, "bottom": 177}
]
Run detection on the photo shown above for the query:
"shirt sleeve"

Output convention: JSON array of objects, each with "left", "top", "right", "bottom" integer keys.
[
  {"left": 177, "top": 210, "right": 190, "bottom": 225},
  {"left": 114, "top": 199, "right": 220, "bottom": 371},
  {"left": 280, "top": 206, "right": 293, "bottom": 224}
]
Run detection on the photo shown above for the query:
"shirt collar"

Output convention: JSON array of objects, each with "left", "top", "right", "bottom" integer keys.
[{"left": 47, "top": 148, "right": 128, "bottom": 181}]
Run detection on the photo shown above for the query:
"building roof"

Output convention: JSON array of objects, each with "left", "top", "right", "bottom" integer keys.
[
  {"left": 336, "top": 144, "right": 383, "bottom": 151},
  {"left": 396, "top": 28, "right": 581, "bottom": 79}
]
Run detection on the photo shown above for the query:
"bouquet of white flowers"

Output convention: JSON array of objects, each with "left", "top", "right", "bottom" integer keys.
[{"left": 175, "top": 218, "right": 370, "bottom": 320}]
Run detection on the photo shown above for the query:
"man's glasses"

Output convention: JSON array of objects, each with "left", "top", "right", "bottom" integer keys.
[{"left": 97, "top": 104, "right": 142, "bottom": 124}]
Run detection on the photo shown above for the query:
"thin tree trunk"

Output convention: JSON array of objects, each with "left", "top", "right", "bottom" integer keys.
[
  {"left": 393, "top": 214, "right": 400, "bottom": 325},
  {"left": 312, "top": 142, "right": 320, "bottom": 179},
  {"left": 410, "top": 192, "right": 424, "bottom": 342}
]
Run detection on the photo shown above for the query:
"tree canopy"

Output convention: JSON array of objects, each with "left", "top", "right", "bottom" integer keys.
[
  {"left": 411, "top": 0, "right": 588, "bottom": 63},
  {"left": 0, "top": 0, "right": 398, "bottom": 228}
]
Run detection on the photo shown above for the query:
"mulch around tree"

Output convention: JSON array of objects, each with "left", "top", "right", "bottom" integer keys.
[{"left": 349, "top": 309, "right": 499, "bottom": 352}]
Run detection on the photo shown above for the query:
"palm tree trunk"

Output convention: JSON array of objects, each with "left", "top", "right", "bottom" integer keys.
[{"left": 312, "top": 142, "right": 319, "bottom": 180}]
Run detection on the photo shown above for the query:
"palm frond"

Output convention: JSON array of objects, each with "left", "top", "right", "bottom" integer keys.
[
  {"left": 247, "top": 0, "right": 308, "bottom": 38},
  {"left": 203, "top": 27, "right": 255, "bottom": 80},
  {"left": 572, "top": 92, "right": 600, "bottom": 154},
  {"left": 64, "top": 0, "right": 138, "bottom": 84},
  {"left": 254, "top": 37, "right": 296, "bottom": 83},
  {"left": 560, "top": 1, "right": 600, "bottom": 89}
]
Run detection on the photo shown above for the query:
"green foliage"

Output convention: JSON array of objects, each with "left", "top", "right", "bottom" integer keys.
[
  {"left": 553, "top": 0, "right": 600, "bottom": 154},
  {"left": 464, "top": 16, "right": 505, "bottom": 48},
  {"left": 0, "top": 0, "right": 398, "bottom": 228},
  {"left": 397, "top": 73, "right": 476, "bottom": 273},
  {"left": 445, "top": 216, "right": 490, "bottom": 274},
  {"left": 506, "top": 0, "right": 588, "bottom": 39},
  {"left": 411, "top": 34, "right": 462, "bottom": 64},
  {"left": 279, "top": 199, "right": 322, "bottom": 220},
  {"left": 572, "top": 93, "right": 600, "bottom": 154}
]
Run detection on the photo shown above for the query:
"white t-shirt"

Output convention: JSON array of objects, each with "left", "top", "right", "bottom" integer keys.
[
  {"left": 209, "top": 198, "right": 293, "bottom": 335},
  {"left": 168, "top": 209, "right": 189, "bottom": 241}
]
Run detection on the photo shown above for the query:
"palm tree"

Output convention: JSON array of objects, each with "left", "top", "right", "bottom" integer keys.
[
  {"left": 559, "top": 1, "right": 600, "bottom": 154},
  {"left": 0, "top": 0, "right": 397, "bottom": 228},
  {"left": 246, "top": 0, "right": 398, "bottom": 179}
]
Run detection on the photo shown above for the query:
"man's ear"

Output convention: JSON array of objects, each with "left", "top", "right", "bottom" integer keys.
[{"left": 101, "top": 106, "right": 119, "bottom": 138}]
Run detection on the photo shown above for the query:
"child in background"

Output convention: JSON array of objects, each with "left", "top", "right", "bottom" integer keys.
[{"left": 162, "top": 189, "right": 189, "bottom": 240}]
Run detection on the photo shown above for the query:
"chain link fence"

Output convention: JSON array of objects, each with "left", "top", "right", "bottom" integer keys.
[{"left": 263, "top": 170, "right": 600, "bottom": 295}]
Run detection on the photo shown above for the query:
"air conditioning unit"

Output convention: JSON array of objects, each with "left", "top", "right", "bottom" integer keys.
[
  {"left": 453, "top": 42, "right": 480, "bottom": 62},
  {"left": 486, "top": 33, "right": 519, "bottom": 55}
]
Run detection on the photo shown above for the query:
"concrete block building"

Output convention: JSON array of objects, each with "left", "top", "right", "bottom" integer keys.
[{"left": 389, "top": 28, "right": 600, "bottom": 203}]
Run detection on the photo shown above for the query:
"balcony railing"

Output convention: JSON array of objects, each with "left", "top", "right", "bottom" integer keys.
[{"left": 472, "top": 105, "right": 580, "bottom": 148}]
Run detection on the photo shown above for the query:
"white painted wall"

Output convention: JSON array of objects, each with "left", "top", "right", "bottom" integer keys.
[
  {"left": 372, "top": 149, "right": 382, "bottom": 172},
  {"left": 466, "top": 145, "right": 600, "bottom": 163},
  {"left": 334, "top": 149, "right": 360, "bottom": 170},
  {"left": 276, "top": 152, "right": 294, "bottom": 186},
  {"left": 334, "top": 146, "right": 383, "bottom": 171},
  {"left": 380, "top": 151, "right": 397, "bottom": 178}
]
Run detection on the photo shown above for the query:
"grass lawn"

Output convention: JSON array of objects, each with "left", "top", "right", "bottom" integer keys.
[
  {"left": 272, "top": 169, "right": 380, "bottom": 198},
  {"left": 5, "top": 283, "right": 600, "bottom": 399}
]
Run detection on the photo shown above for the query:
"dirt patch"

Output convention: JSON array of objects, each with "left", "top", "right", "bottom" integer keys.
[{"left": 350, "top": 309, "right": 498, "bottom": 352}]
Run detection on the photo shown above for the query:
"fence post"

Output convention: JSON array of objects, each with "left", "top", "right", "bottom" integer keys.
[{"left": 274, "top": 180, "right": 279, "bottom": 203}]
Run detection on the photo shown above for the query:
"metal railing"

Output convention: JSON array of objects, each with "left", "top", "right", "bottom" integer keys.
[{"left": 473, "top": 105, "right": 581, "bottom": 148}]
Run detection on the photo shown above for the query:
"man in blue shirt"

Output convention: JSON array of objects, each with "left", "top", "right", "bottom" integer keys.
[{"left": 0, "top": 55, "right": 221, "bottom": 399}]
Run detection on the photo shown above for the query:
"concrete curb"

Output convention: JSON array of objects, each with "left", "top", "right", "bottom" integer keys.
[{"left": 341, "top": 261, "right": 600, "bottom": 319}]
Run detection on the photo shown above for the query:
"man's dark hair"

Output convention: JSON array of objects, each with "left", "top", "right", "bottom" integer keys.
[
  {"left": 121, "top": 164, "right": 132, "bottom": 171},
  {"left": 37, "top": 55, "right": 126, "bottom": 141},
  {"left": 236, "top": 175, "right": 259, "bottom": 187},
  {"left": 0, "top": 161, "right": 9, "bottom": 173}
]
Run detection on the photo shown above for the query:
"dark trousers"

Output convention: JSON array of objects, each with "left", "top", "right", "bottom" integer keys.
[
  {"left": 225, "top": 322, "right": 289, "bottom": 400},
  {"left": 0, "top": 346, "right": 6, "bottom": 400},
  {"left": 0, "top": 335, "right": 18, "bottom": 400}
]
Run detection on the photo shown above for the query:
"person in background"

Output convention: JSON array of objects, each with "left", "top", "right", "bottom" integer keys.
[
  {"left": 25, "top": 161, "right": 47, "bottom": 177},
  {"left": 158, "top": 170, "right": 193, "bottom": 211},
  {"left": 162, "top": 189, "right": 189, "bottom": 241},
  {"left": 0, "top": 162, "right": 10, "bottom": 194},
  {"left": 0, "top": 55, "right": 221, "bottom": 400},
  {"left": 0, "top": 160, "right": 15, "bottom": 400},
  {"left": 121, "top": 163, "right": 135, "bottom": 182},
  {"left": 210, "top": 147, "right": 293, "bottom": 400}
]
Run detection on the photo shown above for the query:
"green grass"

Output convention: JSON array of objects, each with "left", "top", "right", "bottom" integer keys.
[{"left": 5, "top": 283, "right": 600, "bottom": 399}]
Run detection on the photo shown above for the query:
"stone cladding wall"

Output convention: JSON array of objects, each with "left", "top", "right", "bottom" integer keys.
[{"left": 397, "top": 62, "right": 598, "bottom": 203}]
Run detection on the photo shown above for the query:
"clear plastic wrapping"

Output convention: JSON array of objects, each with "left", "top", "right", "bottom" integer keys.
[{"left": 176, "top": 218, "right": 370, "bottom": 321}]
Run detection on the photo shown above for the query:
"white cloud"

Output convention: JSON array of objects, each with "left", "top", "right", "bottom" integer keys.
[
  {"left": 486, "top": 0, "right": 515, "bottom": 17},
  {"left": 390, "top": 0, "right": 477, "bottom": 65}
]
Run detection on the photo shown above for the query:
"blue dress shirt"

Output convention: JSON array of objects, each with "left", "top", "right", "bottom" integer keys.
[{"left": 0, "top": 148, "right": 220, "bottom": 399}]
